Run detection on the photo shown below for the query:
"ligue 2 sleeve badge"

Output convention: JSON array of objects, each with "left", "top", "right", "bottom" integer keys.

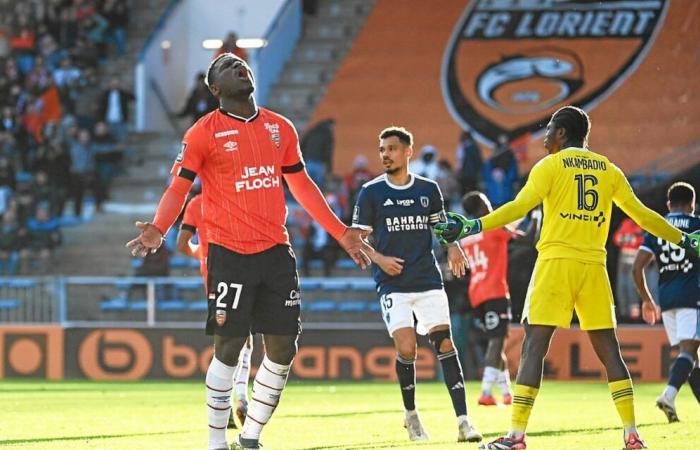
[{"left": 440, "top": 0, "right": 668, "bottom": 147}]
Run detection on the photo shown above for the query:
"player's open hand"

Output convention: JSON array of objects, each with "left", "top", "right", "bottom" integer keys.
[
  {"left": 338, "top": 227, "right": 373, "bottom": 269},
  {"left": 377, "top": 255, "right": 404, "bottom": 276},
  {"left": 682, "top": 231, "right": 700, "bottom": 257},
  {"left": 447, "top": 244, "right": 468, "bottom": 278},
  {"left": 641, "top": 300, "right": 661, "bottom": 325},
  {"left": 126, "top": 221, "right": 164, "bottom": 257}
]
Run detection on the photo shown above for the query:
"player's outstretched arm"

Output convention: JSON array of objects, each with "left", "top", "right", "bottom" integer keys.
[
  {"left": 617, "top": 196, "right": 685, "bottom": 247},
  {"left": 284, "top": 169, "right": 372, "bottom": 268},
  {"left": 632, "top": 249, "right": 660, "bottom": 325},
  {"left": 125, "top": 175, "right": 193, "bottom": 257}
]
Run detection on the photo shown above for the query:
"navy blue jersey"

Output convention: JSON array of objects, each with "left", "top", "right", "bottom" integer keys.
[
  {"left": 352, "top": 174, "right": 445, "bottom": 295},
  {"left": 639, "top": 212, "right": 700, "bottom": 311}
]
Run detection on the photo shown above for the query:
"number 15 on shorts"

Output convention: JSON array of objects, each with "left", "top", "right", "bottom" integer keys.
[{"left": 212, "top": 282, "right": 243, "bottom": 326}]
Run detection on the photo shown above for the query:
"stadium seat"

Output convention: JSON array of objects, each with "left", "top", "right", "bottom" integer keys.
[
  {"left": 100, "top": 298, "right": 129, "bottom": 311},
  {"left": 299, "top": 279, "right": 322, "bottom": 290},
  {"left": 5, "top": 279, "right": 36, "bottom": 288},
  {"left": 128, "top": 301, "right": 148, "bottom": 311},
  {"left": 157, "top": 300, "right": 187, "bottom": 311},
  {"left": 338, "top": 300, "right": 368, "bottom": 312},
  {"left": 304, "top": 300, "right": 337, "bottom": 312},
  {"left": 368, "top": 301, "right": 381, "bottom": 312},
  {"left": 318, "top": 279, "right": 350, "bottom": 290},
  {"left": 0, "top": 299, "right": 19, "bottom": 309},
  {"left": 189, "top": 300, "right": 208, "bottom": 311}
]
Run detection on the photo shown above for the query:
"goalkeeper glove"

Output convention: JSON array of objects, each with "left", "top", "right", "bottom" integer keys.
[
  {"left": 679, "top": 231, "right": 700, "bottom": 257},
  {"left": 433, "top": 212, "right": 482, "bottom": 244}
]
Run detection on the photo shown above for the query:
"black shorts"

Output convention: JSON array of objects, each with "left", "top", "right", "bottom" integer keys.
[
  {"left": 206, "top": 243, "right": 301, "bottom": 337},
  {"left": 474, "top": 298, "right": 511, "bottom": 339}
]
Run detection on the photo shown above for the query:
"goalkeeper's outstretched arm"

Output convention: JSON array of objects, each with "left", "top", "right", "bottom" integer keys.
[
  {"left": 479, "top": 184, "right": 543, "bottom": 232},
  {"left": 617, "top": 195, "right": 683, "bottom": 245}
]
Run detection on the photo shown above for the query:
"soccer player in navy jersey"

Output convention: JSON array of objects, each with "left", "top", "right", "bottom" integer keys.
[
  {"left": 633, "top": 182, "right": 700, "bottom": 422},
  {"left": 352, "top": 126, "right": 482, "bottom": 443}
]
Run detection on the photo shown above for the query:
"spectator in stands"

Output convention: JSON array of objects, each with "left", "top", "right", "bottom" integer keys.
[
  {"left": 344, "top": 154, "right": 373, "bottom": 221},
  {"left": 92, "top": 121, "right": 122, "bottom": 211},
  {"left": 52, "top": 56, "right": 81, "bottom": 89},
  {"left": 176, "top": 72, "right": 218, "bottom": 124},
  {"left": 456, "top": 130, "right": 482, "bottom": 194},
  {"left": 0, "top": 207, "right": 26, "bottom": 275},
  {"left": 32, "top": 169, "right": 60, "bottom": 215},
  {"left": 23, "top": 201, "right": 61, "bottom": 273},
  {"left": 33, "top": 136, "right": 70, "bottom": 217},
  {"left": 301, "top": 176, "right": 344, "bottom": 276},
  {"left": 68, "top": 127, "right": 95, "bottom": 217},
  {"left": 99, "top": 76, "right": 133, "bottom": 144},
  {"left": 0, "top": 155, "right": 16, "bottom": 192},
  {"left": 100, "top": 0, "right": 128, "bottom": 56},
  {"left": 73, "top": 67, "right": 101, "bottom": 129},
  {"left": 613, "top": 217, "right": 644, "bottom": 321},
  {"left": 482, "top": 134, "right": 518, "bottom": 207},
  {"left": 436, "top": 158, "right": 459, "bottom": 210},
  {"left": 217, "top": 31, "right": 248, "bottom": 61},
  {"left": 410, "top": 145, "right": 440, "bottom": 180},
  {"left": 300, "top": 118, "right": 335, "bottom": 187}
]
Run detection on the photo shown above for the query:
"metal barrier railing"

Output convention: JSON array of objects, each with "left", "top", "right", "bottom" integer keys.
[{"left": 0, "top": 276, "right": 380, "bottom": 329}]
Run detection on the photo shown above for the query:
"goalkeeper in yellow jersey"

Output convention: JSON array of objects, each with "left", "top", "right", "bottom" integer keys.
[{"left": 434, "top": 106, "right": 700, "bottom": 450}]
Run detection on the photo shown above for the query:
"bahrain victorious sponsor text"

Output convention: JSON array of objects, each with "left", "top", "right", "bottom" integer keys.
[{"left": 441, "top": 0, "right": 669, "bottom": 146}]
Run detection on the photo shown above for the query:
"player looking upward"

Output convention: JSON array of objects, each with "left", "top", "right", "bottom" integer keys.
[
  {"left": 434, "top": 106, "right": 700, "bottom": 450},
  {"left": 177, "top": 193, "right": 253, "bottom": 429},
  {"left": 352, "top": 126, "right": 482, "bottom": 444},
  {"left": 460, "top": 191, "right": 514, "bottom": 406},
  {"left": 126, "top": 53, "right": 371, "bottom": 450},
  {"left": 633, "top": 182, "right": 700, "bottom": 422}
]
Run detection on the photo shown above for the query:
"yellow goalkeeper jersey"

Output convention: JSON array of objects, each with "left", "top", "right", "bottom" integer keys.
[{"left": 480, "top": 147, "right": 682, "bottom": 264}]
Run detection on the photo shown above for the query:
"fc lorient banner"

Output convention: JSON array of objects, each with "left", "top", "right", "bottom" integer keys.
[
  {"left": 441, "top": 0, "right": 669, "bottom": 146},
  {"left": 0, "top": 326, "right": 681, "bottom": 382}
]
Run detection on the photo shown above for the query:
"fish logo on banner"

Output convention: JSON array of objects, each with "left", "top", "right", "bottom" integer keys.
[{"left": 441, "top": 0, "right": 669, "bottom": 146}]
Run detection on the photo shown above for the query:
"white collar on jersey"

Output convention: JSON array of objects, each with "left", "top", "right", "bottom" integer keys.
[
  {"left": 219, "top": 107, "right": 259, "bottom": 123},
  {"left": 384, "top": 173, "right": 415, "bottom": 190}
]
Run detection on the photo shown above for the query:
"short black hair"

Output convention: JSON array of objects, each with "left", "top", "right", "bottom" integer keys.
[
  {"left": 461, "top": 191, "right": 491, "bottom": 217},
  {"left": 379, "top": 126, "right": 413, "bottom": 146},
  {"left": 205, "top": 52, "right": 245, "bottom": 89},
  {"left": 551, "top": 105, "right": 590, "bottom": 146},
  {"left": 667, "top": 182, "right": 695, "bottom": 207}
]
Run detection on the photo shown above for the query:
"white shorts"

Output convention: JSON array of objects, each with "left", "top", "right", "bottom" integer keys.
[
  {"left": 379, "top": 289, "right": 450, "bottom": 336},
  {"left": 662, "top": 308, "right": 700, "bottom": 346}
]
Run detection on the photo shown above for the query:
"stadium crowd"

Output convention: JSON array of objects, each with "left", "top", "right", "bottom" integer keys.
[{"left": 0, "top": 0, "right": 130, "bottom": 274}]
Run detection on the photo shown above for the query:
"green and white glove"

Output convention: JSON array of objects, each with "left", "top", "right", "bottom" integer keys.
[
  {"left": 680, "top": 231, "right": 700, "bottom": 257},
  {"left": 433, "top": 212, "right": 482, "bottom": 244}
]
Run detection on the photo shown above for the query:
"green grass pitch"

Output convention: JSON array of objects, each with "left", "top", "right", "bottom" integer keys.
[{"left": 1, "top": 380, "right": 698, "bottom": 449}]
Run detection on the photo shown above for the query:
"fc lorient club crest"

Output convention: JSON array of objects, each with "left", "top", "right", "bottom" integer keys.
[{"left": 441, "top": 0, "right": 669, "bottom": 146}]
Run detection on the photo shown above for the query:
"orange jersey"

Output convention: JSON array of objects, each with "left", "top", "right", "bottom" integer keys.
[
  {"left": 460, "top": 228, "right": 511, "bottom": 307},
  {"left": 172, "top": 107, "right": 304, "bottom": 255},
  {"left": 181, "top": 194, "right": 208, "bottom": 281}
]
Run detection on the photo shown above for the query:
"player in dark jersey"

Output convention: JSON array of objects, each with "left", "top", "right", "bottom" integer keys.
[
  {"left": 633, "top": 182, "right": 700, "bottom": 422},
  {"left": 352, "top": 126, "right": 482, "bottom": 444},
  {"left": 177, "top": 193, "right": 252, "bottom": 429},
  {"left": 460, "top": 191, "right": 515, "bottom": 406},
  {"left": 126, "top": 53, "right": 371, "bottom": 450}
]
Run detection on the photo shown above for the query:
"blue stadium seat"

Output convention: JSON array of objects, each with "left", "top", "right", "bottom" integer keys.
[
  {"left": 170, "top": 255, "right": 199, "bottom": 269},
  {"left": 58, "top": 216, "right": 83, "bottom": 227},
  {"left": 189, "top": 300, "right": 208, "bottom": 311},
  {"left": 15, "top": 172, "right": 34, "bottom": 183},
  {"left": 338, "top": 301, "right": 368, "bottom": 312},
  {"left": 173, "top": 280, "right": 202, "bottom": 290},
  {"left": 368, "top": 301, "right": 381, "bottom": 312},
  {"left": 131, "top": 258, "right": 144, "bottom": 269},
  {"left": 0, "top": 299, "right": 19, "bottom": 309},
  {"left": 319, "top": 279, "right": 350, "bottom": 290},
  {"left": 128, "top": 301, "right": 147, "bottom": 311},
  {"left": 349, "top": 279, "right": 376, "bottom": 290},
  {"left": 1, "top": 279, "right": 35, "bottom": 288},
  {"left": 336, "top": 258, "right": 356, "bottom": 269},
  {"left": 158, "top": 300, "right": 187, "bottom": 311},
  {"left": 304, "top": 300, "right": 337, "bottom": 312},
  {"left": 100, "top": 298, "right": 128, "bottom": 311},
  {"left": 299, "top": 279, "right": 322, "bottom": 290}
]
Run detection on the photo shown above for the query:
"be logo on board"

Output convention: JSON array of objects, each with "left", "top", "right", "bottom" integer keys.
[{"left": 441, "top": 0, "right": 669, "bottom": 146}]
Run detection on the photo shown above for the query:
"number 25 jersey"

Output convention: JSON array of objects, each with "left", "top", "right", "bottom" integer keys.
[
  {"left": 526, "top": 147, "right": 635, "bottom": 264},
  {"left": 639, "top": 213, "right": 700, "bottom": 311}
]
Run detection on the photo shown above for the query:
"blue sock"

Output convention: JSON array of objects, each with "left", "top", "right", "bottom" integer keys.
[
  {"left": 669, "top": 352, "right": 695, "bottom": 390},
  {"left": 396, "top": 356, "right": 416, "bottom": 411},
  {"left": 688, "top": 366, "right": 700, "bottom": 403}
]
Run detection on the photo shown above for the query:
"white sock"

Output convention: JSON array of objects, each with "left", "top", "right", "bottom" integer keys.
[
  {"left": 206, "top": 357, "right": 236, "bottom": 450},
  {"left": 234, "top": 344, "right": 253, "bottom": 402},
  {"left": 663, "top": 385, "right": 678, "bottom": 402},
  {"left": 498, "top": 369, "right": 512, "bottom": 396},
  {"left": 241, "top": 355, "right": 291, "bottom": 441},
  {"left": 481, "top": 366, "right": 499, "bottom": 395}
]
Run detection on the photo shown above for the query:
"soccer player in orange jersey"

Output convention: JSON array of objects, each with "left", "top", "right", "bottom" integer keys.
[
  {"left": 177, "top": 193, "right": 253, "bottom": 429},
  {"left": 460, "top": 191, "right": 514, "bottom": 407},
  {"left": 127, "top": 53, "right": 371, "bottom": 450}
]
